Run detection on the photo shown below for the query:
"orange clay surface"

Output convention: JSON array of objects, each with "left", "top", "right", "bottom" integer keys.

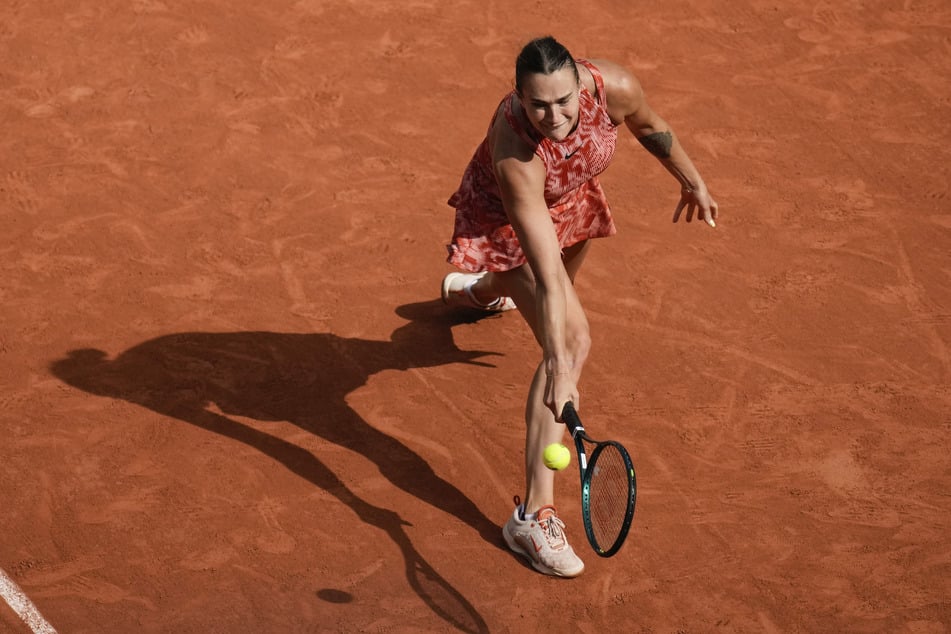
[{"left": 2, "top": 1, "right": 950, "bottom": 632}]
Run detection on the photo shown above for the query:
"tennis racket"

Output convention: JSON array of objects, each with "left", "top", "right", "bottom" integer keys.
[{"left": 560, "top": 401, "right": 637, "bottom": 557}]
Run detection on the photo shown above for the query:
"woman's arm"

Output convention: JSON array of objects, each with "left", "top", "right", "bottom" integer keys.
[
  {"left": 590, "top": 59, "right": 719, "bottom": 227},
  {"left": 490, "top": 115, "right": 579, "bottom": 416}
]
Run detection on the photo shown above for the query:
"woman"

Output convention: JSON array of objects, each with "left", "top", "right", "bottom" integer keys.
[{"left": 441, "top": 36, "right": 718, "bottom": 577}]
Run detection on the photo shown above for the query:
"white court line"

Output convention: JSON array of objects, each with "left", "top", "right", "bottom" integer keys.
[{"left": 0, "top": 568, "right": 57, "bottom": 634}]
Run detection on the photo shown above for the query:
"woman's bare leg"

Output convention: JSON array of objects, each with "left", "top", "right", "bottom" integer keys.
[{"left": 492, "top": 241, "right": 591, "bottom": 513}]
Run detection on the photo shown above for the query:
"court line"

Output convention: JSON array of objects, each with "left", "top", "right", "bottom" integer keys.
[{"left": 0, "top": 568, "right": 57, "bottom": 634}]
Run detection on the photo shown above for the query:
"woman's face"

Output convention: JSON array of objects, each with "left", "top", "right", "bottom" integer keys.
[{"left": 517, "top": 67, "right": 580, "bottom": 142}]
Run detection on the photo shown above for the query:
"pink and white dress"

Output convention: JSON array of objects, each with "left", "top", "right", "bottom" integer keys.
[{"left": 446, "top": 59, "right": 620, "bottom": 273}]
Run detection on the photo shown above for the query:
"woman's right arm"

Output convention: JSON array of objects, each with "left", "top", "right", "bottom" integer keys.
[{"left": 490, "top": 119, "right": 579, "bottom": 416}]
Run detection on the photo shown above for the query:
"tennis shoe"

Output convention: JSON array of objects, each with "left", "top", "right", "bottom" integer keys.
[
  {"left": 502, "top": 498, "right": 584, "bottom": 578},
  {"left": 441, "top": 272, "right": 516, "bottom": 312}
]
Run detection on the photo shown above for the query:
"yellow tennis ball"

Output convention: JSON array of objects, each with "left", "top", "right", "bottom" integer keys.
[{"left": 543, "top": 443, "right": 570, "bottom": 471}]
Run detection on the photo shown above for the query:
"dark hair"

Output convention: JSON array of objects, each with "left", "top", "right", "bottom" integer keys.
[{"left": 515, "top": 36, "right": 579, "bottom": 93}]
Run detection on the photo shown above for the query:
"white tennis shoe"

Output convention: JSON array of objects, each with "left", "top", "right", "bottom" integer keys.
[
  {"left": 441, "top": 272, "right": 516, "bottom": 312},
  {"left": 502, "top": 497, "right": 584, "bottom": 578}
]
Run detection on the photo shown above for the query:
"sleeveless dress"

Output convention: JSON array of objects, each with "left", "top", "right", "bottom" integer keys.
[{"left": 446, "top": 59, "right": 620, "bottom": 273}]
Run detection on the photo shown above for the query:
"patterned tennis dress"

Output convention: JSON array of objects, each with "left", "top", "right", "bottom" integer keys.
[{"left": 446, "top": 59, "right": 620, "bottom": 273}]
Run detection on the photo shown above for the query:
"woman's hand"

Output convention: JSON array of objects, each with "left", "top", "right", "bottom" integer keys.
[
  {"left": 674, "top": 185, "right": 719, "bottom": 228},
  {"left": 544, "top": 370, "right": 579, "bottom": 422}
]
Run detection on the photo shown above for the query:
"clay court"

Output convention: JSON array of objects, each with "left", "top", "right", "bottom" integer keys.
[{"left": 2, "top": 1, "right": 949, "bottom": 632}]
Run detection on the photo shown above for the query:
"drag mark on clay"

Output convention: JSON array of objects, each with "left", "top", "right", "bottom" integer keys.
[{"left": 0, "top": 567, "right": 58, "bottom": 634}]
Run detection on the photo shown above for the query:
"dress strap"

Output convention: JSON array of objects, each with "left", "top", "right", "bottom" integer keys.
[
  {"left": 502, "top": 93, "right": 540, "bottom": 146},
  {"left": 576, "top": 59, "right": 607, "bottom": 108}
]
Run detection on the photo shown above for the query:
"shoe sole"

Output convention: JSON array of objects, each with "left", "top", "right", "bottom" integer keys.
[{"left": 440, "top": 272, "right": 469, "bottom": 305}]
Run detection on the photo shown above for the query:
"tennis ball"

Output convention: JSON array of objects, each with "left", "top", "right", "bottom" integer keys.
[{"left": 543, "top": 443, "right": 570, "bottom": 471}]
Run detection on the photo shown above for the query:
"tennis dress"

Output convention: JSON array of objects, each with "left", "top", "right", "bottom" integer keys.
[{"left": 446, "top": 59, "right": 620, "bottom": 273}]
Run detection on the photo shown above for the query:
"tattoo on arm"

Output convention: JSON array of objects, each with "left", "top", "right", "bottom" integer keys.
[{"left": 638, "top": 131, "right": 673, "bottom": 159}]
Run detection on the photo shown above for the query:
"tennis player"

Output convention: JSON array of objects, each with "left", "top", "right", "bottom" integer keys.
[{"left": 442, "top": 36, "right": 718, "bottom": 577}]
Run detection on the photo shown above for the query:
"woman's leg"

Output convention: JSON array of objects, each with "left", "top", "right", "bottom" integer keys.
[{"left": 493, "top": 241, "right": 591, "bottom": 514}]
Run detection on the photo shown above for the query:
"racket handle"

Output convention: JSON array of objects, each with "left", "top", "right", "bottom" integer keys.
[{"left": 561, "top": 401, "right": 584, "bottom": 436}]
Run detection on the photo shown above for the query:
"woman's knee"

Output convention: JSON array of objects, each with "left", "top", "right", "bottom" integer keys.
[{"left": 562, "top": 241, "right": 591, "bottom": 281}]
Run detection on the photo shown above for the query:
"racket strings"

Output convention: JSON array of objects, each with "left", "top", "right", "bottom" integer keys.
[{"left": 586, "top": 444, "right": 633, "bottom": 549}]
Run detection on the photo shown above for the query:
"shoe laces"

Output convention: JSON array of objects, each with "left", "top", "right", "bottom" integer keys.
[{"left": 536, "top": 506, "right": 568, "bottom": 550}]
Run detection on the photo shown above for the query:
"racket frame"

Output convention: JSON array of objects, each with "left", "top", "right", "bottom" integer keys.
[{"left": 561, "top": 402, "right": 637, "bottom": 557}]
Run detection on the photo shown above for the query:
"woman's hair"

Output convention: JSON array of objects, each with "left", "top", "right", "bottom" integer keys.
[{"left": 515, "top": 36, "right": 579, "bottom": 93}]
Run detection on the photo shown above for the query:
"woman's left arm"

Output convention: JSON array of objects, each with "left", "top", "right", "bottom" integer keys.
[{"left": 591, "top": 59, "right": 719, "bottom": 227}]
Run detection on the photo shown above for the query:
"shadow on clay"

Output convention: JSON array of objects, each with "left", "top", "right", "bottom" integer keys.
[{"left": 50, "top": 298, "right": 500, "bottom": 634}]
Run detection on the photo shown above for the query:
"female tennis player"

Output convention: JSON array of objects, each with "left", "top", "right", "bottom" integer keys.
[{"left": 442, "top": 36, "right": 718, "bottom": 577}]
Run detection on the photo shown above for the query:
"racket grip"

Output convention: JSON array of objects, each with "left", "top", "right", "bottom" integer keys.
[{"left": 561, "top": 401, "right": 584, "bottom": 435}]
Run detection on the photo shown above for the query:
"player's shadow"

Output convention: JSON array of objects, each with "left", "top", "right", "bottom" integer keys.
[{"left": 49, "top": 299, "right": 501, "bottom": 633}]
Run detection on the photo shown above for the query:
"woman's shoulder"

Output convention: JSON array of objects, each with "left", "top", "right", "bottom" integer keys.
[
  {"left": 581, "top": 59, "right": 639, "bottom": 95},
  {"left": 581, "top": 58, "right": 644, "bottom": 122}
]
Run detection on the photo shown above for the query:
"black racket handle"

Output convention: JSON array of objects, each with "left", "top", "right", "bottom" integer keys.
[{"left": 561, "top": 402, "right": 584, "bottom": 437}]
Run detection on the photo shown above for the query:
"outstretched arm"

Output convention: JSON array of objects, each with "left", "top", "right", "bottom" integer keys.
[
  {"left": 490, "top": 116, "right": 580, "bottom": 419},
  {"left": 591, "top": 59, "right": 719, "bottom": 227}
]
